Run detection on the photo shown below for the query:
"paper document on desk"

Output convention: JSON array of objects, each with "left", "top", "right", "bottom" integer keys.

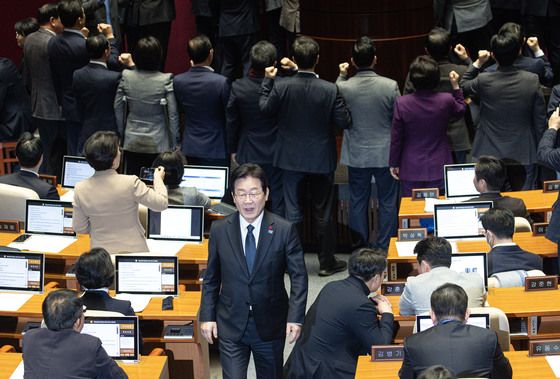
[
  {"left": 546, "top": 356, "right": 560, "bottom": 378},
  {"left": 0, "top": 293, "right": 33, "bottom": 312},
  {"left": 60, "top": 190, "right": 74, "bottom": 202},
  {"left": 9, "top": 361, "right": 24, "bottom": 379},
  {"left": 146, "top": 239, "right": 185, "bottom": 256},
  {"left": 8, "top": 235, "right": 76, "bottom": 253},
  {"left": 424, "top": 198, "right": 458, "bottom": 213},
  {"left": 396, "top": 241, "right": 458, "bottom": 257},
  {"left": 115, "top": 293, "right": 152, "bottom": 312}
]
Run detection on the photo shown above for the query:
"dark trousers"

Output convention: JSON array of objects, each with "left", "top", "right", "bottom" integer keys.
[
  {"left": 126, "top": 22, "right": 172, "bottom": 71},
  {"left": 35, "top": 118, "right": 65, "bottom": 178},
  {"left": 66, "top": 120, "right": 82, "bottom": 157},
  {"left": 451, "top": 23, "right": 493, "bottom": 60},
  {"left": 283, "top": 170, "right": 336, "bottom": 269},
  {"left": 348, "top": 167, "right": 398, "bottom": 250},
  {"left": 525, "top": 15, "right": 560, "bottom": 85},
  {"left": 259, "top": 163, "right": 284, "bottom": 217},
  {"left": 452, "top": 150, "right": 468, "bottom": 164},
  {"left": 220, "top": 33, "right": 257, "bottom": 80},
  {"left": 219, "top": 316, "right": 284, "bottom": 379},
  {"left": 265, "top": 8, "right": 286, "bottom": 60},
  {"left": 123, "top": 150, "right": 159, "bottom": 176},
  {"left": 186, "top": 156, "right": 229, "bottom": 168}
]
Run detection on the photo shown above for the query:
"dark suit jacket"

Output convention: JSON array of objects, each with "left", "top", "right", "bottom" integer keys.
[
  {"left": 23, "top": 328, "right": 127, "bottom": 379},
  {"left": 0, "top": 170, "right": 59, "bottom": 200},
  {"left": 537, "top": 128, "right": 560, "bottom": 242},
  {"left": 488, "top": 244, "right": 543, "bottom": 275},
  {"left": 126, "top": 0, "right": 176, "bottom": 26},
  {"left": 284, "top": 276, "right": 395, "bottom": 379},
  {"left": 200, "top": 210, "right": 308, "bottom": 342},
  {"left": 522, "top": 0, "right": 560, "bottom": 16},
  {"left": 227, "top": 74, "right": 277, "bottom": 165},
  {"left": 0, "top": 58, "right": 33, "bottom": 141},
  {"left": 548, "top": 84, "right": 560, "bottom": 117},
  {"left": 399, "top": 321, "right": 512, "bottom": 379},
  {"left": 485, "top": 55, "right": 554, "bottom": 87},
  {"left": 174, "top": 66, "right": 230, "bottom": 159},
  {"left": 218, "top": 0, "right": 259, "bottom": 37},
  {"left": 81, "top": 290, "right": 135, "bottom": 316},
  {"left": 467, "top": 192, "right": 530, "bottom": 220},
  {"left": 259, "top": 72, "right": 351, "bottom": 174},
  {"left": 84, "top": 0, "right": 124, "bottom": 45}
]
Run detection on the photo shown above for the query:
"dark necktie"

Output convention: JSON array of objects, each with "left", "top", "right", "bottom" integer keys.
[{"left": 245, "top": 224, "right": 256, "bottom": 273}]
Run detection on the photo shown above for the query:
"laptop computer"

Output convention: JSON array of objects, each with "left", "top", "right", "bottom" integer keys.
[
  {"left": 444, "top": 163, "right": 479, "bottom": 200},
  {"left": 0, "top": 250, "right": 44, "bottom": 293},
  {"left": 434, "top": 201, "right": 493, "bottom": 240},
  {"left": 180, "top": 165, "right": 236, "bottom": 215},
  {"left": 147, "top": 205, "right": 203, "bottom": 243},
  {"left": 451, "top": 252, "right": 489, "bottom": 289},
  {"left": 416, "top": 313, "right": 490, "bottom": 333},
  {"left": 60, "top": 156, "right": 95, "bottom": 201},
  {"left": 115, "top": 255, "right": 178, "bottom": 297},
  {"left": 81, "top": 316, "right": 140, "bottom": 362}
]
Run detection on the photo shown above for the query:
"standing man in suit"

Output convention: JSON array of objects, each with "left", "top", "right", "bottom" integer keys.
[
  {"left": 461, "top": 32, "right": 546, "bottom": 190},
  {"left": 336, "top": 36, "right": 400, "bottom": 251},
  {"left": 83, "top": 0, "right": 124, "bottom": 48},
  {"left": 0, "top": 133, "right": 59, "bottom": 200},
  {"left": 0, "top": 58, "right": 33, "bottom": 142},
  {"left": 399, "top": 283, "right": 512, "bottom": 379},
  {"left": 23, "top": 3, "right": 64, "bottom": 177},
  {"left": 284, "top": 248, "right": 395, "bottom": 379},
  {"left": 260, "top": 36, "right": 352, "bottom": 276},
  {"left": 200, "top": 163, "right": 308, "bottom": 379},
  {"left": 174, "top": 35, "right": 230, "bottom": 167}
]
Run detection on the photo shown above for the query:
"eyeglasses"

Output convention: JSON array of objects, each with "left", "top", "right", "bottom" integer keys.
[{"left": 234, "top": 191, "right": 263, "bottom": 200}]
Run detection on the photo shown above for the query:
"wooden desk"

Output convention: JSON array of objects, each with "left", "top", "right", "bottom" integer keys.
[
  {"left": 398, "top": 189, "right": 557, "bottom": 228},
  {"left": 0, "top": 353, "right": 169, "bottom": 379},
  {"left": 354, "top": 351, "right": 557, "bottom": 379}
]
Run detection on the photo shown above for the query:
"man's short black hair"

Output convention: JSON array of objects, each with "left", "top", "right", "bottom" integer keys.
[
  {"left": 409, "top": 55, "right": 440, "bottom": 90},
  {"left": 491, "top": 32, "right": 519, "bottom": 67},
  {"left": 84, "top": 131, "right": 120, "bottom": 171},
  {"left": 37, "top": 3, "right": 59, "bottom": 25},
  {"left": 250, "top": 40, "right": 277, "bottom": 72},
  {"left": 418, "top": 365, "right": 457, "bottom": 379},
  {"left": 42, "top": 289, "right": 84, "bottom": 331},
  {"left": 498, "top": 22, "right": 524, "bottom": 51},
  {"left": 152, "top": 151, "right": 185, "bottom": 187},
  {"left": 292, "top": 36, "right": 320, "bottom": 70},
  {"left": 426, "top": 27, "right": 451, "bottom": 61},
  {"left": 134, "top": 36, "right": 162, "bottom": 71},
  {"left": 414, "top": 237, "right": 452, "bottom": 268},
  {"left": 475, "top": 156, "right": 506, "bottom": 191},
  {"left": 348, "top": 248, "right": 387, "bottom": 282},
  {"left": 231, "top": 163, "right": 268, "bottom": 194},
  {"left": 352, "top": 36, "right": 376, "bottom": 68},
  {"left": 16, "top": 132, "right": 43, "bottom": 168},
  {"left": 86, "top": 34, "right": 109, "bottom": 60},
  {"left": 430, "top": 283, "right": 468, "bottom": 322},
  {"left": 15, "top": 17, "right": 39, "bottom": 36},
  {"left": 187, "top": 34, "right": 212, "bottom": 65},
  {"left": 480, "top": 208, "right": 515, "bottom": 239},
  {"left": 75, "top": 248, "right": 115, "bottom": 289},
  {"left": 57, "top": 0, "right": 83, "bottom": 28}
]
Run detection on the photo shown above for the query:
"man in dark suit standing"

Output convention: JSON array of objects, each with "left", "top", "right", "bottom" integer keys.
[
  {"left": 174, "top": 35, "right": 230, "bottom": 167},
  {"left": 260, "top": 36, "right": 352, "bottom": 276},
  {"left": 284, "top": 248, "right": 395, "bottom": 379},
  {"left": 200, "top": 163, "right": 308, "bottom": 379},
  {"left": 0, "top": 58, "right": 33, "bottom": 142},
  {"left": 22, "top": 289, "right": 127, "bottom": 379},
  {"left": 480, "top": 208, "right": 542, "bottom": 275},
  {"left": 399, "top": 283, "right": 512, "bottom": 379},
  {"left": 0, "top": 133, "right": 59, "bottom": 200}
]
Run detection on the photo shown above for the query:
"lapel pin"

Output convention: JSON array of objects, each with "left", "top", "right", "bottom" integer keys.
[{"left": 267, "top": 225, "right": 273, "bottom": 234}]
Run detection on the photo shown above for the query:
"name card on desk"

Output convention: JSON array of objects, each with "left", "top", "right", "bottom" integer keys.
[
  {"left": 530, "top": 340, "right": 560, "bottom": 356},
  {"left": 533, "top": 223, "right": 549, "bottom": 236},
  {"left": 0, "top": 220, "right": 19, "bottom": 233},
  {"left": 525, "top": 276, "right": 558, "bottom": 291},
  {"left": 412, "top": 188, "right": 439, "bottom": 200},
  {"left": 371, "top": 345, "right": 404, "bottom": 361},
  {"left": 543, "top": 180, "right": 560, "bottom": 193},
  {"left": 381, "top": 282, "right": 406, "bottom": 296},
  {"left": 398, "top": 228, "right": 427, "bottom": 241}
]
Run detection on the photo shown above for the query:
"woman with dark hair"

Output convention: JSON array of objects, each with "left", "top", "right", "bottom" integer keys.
[
  {"left": 389, "top": 55, "right": 465, "bottom": 196},
  {"left": 114, "top": 36, "right": 179, "bottom": 176},
  {"left": 72, "top": 131, "right": 168, "bottom": 253},
  {"left": 152, "top": 151, "right": 211, "bottom": 209}
]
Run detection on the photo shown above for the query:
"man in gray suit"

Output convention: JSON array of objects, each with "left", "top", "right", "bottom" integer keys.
[
  {"left": 23, "top": 3, "right": 64, "bottom": 177},
  {"left": 461, "top": 32, "right": 546, "bottom": 190},
  {"left": 399, "top": 237, "right": 486, "bottom": 315},
  {"left": 336, "top": 37, "right": 400, "bottom": 251}
]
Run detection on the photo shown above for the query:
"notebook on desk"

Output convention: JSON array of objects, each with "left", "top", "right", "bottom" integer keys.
[
  {"left": 0, "top": 250, "right": 44, "bottom": 311},
  {"left": 81, "top": 316, "right": 140, "bottom": 362},
  {"left": 434, "top": 201, "right": 493, "bottom": 240},
  {"left": 444, "top": 163, "right": 479, "bottom": 200},
  {"left": 451, "top": 252, "right": 489, "bottom": 289},
  {"left": 416, "top": 313, "right": 490, "bottom": 333},
  {"left": 60, "top": 156, "right": 95, "bottom": 201}
]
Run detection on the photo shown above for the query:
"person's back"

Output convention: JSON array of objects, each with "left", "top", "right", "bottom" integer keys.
[{"left": 0, "top": 58, "right": 32, "bottom": 141}]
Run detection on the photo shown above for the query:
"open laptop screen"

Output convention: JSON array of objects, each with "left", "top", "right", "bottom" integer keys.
[
  {"left": 81, "top": 316, "right": 139, "bottom": 362},
  {"left": 434, "top": 201, "right": 492, "bottom": 239},
  {"left": 416, "top": 313, "right": 490, "bottom": 333},
  {"left": 147, "top": 205, "right": 203, "bottom": 242},
  {"left": 0, "top": 251, "right": 44, "bottom": 293},
  {"left": 444, "top": 164, "right": 479, "bottom": 199},
  {"left": 115, "top": 256, "right": 178, "bottom": 296},
  {"left": 25, "top": 200, "right": 75, "bottom": 236},
  {"left": 61, "top": 156, "right": 95, "bottom": 188},
  {"left": 451, "top": 252, "right": 488, "bottom": 289},
  {"left": 180, "top": 165, "right": 229, "bottom": 200}
]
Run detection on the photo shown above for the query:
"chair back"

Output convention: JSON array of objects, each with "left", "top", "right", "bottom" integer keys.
[
  {"left": 469, "top": 306, "right": 510, "bottom": 351},
  {"left": 489, "top": 269, "right": 546, "bottom": 288},
  {"left": 0, "top": 184, "right": 39, "bottom": 223},
  {"left": 514, "top": 217, "right": 532, "bottom": 232}
]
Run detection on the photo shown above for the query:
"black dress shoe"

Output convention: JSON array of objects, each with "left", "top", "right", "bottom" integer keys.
[{"left": 318, "top": 258, "right": 347, "bottom": 277}]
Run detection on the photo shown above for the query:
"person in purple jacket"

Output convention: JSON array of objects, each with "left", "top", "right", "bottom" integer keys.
[{"left": 389, "top": 55, "right": 466, "bottom": 196}]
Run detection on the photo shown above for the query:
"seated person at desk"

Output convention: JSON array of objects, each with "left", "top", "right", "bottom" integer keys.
[
  {"left": 399, "top": 237, "right": 486, "bottom": 316},
  {"left": 0, "top": 132, "right": 59, "bottom": 200},
  {"left": 22, "top": 289, "right": 127, "bottom": 379},
  {"left": 468, "top": 156, "right": 530, "bottom": 220},
  {"left": 481, "top": 208, "right": 542, "bottom": 276},
  {"left": 151, "top": 150, "right": 210, "bottom": 209},
  {"left": 399, "top": 284, "right": 512, "bottom": 379},
  {"left": 72, "top": 131, "right": 168, "bottom": 253},
  {"left": 284, "top": 248, "right": 395, "bottom": 379}
]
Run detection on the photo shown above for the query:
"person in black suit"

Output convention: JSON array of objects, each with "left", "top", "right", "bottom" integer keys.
[
  {"left": 22, "top": 289, "right": 127, "bottom": 379},
  {"left": 0, "top": 57, "right": 33, "bottom": 142},
  {"left": 284, "top": 248, "right": 395, "bottom": 379},
  {"left": 0, "top": 133, "right": 58, "bottom": 200},
  {"left": 480, "top": 208, "right": 543, "bottom": 275},
  {"left": 259, "top": 36, "right": 352, "bottom": 276},
  {"left": 399, "top": 283, "right": 512, "bottom": 379},
  {"left": 227, "top": 41, "right": 284, "bottom": 216},
  {"left": 200, "top": 163, "right": 308, "bottom": 379}
]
